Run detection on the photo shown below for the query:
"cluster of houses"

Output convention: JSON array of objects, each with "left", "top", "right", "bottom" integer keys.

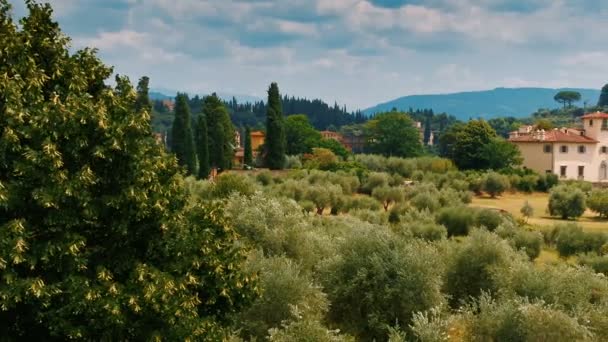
[{"left": 509, "top": 111, "right": 608, "bottom": 182}]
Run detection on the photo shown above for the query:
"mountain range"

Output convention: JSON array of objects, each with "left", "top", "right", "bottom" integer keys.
[{"left": 363, "top": 87, "right": 602, "bottom": 120}]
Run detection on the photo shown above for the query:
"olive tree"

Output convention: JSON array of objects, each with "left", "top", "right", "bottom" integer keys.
[{"left": 548, "top": 185, "right": 586, "bottom": 220}]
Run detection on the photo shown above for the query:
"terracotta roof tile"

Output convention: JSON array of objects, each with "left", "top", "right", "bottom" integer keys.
[
  {"left": 581, "top": 112, "right": 608, "bottom": 119},
  {"left": 509, "top": 130, "right": 598, "bottom": 143}
]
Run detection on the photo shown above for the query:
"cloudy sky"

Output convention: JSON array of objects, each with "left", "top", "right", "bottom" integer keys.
[{"left": 10, "top": 0, "right": 608, "bottom": 109}]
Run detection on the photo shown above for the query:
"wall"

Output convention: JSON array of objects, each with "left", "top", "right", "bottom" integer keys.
[{"left": 513, "top": 142, "right": 554, "bottom": 175}]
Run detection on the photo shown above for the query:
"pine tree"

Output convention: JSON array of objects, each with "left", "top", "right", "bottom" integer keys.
[
  {"left": 598, "top": 83, "right": 608, "bottom": 108},
  {"left": 0, "top": 2, "right": 256, "bottom": 339},
  {"left": 204, "top": 93, "right": 234, "bottom": 171},
  {"left": 244, "top": 126, "right": 253, "bottom": 166},
  {"left": 135, "top": 76, "right": 152, "bottom": 114},
  {"left": 171, "top": 93, "right": 196, "bottom": 174},
  {"left": 265, "top": 82, "right": 286, "bottom": 169},
  {"left": 196, "top": 115, "right": 210, "bottom": 179}
]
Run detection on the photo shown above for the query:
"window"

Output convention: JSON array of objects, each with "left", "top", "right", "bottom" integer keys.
[
  {"left": 560, "top": 145, "right": 568, "bottom": 153},
  {"left": 578, "top": 145, "right": 586, "bottom": 153},
  {"left": 578, "top": 166, "right": 585, "bottom": 179},
  {"left": 590, "top": 119, "right": 594, "bottom": 126},
  {"left": 543, "top": 144, "right": 552, "bottom": 153},
  {"left": 602, "top": 146, "right": 607, "bottom": 154},
  {"left": 560, "top": 166, "right": 567, "bottom": 178},
  {"left": 545, "top": 170, "right": 552, "bottom": 174},
  {"left": 603, "top": 119, "right": 608, "bottom": 130}
]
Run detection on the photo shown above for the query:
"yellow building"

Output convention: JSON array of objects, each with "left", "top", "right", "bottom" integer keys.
[{"left": 233, "top": 130, "right": 265, "bottom": 167}]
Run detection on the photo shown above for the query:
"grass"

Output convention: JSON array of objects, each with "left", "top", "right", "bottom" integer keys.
[{"left": 470, "top": 192, "right": 608, "bottom": 232}]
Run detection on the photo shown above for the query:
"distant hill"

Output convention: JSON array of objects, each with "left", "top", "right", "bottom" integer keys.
[
  {"left": 364, "top": 87, "right": 602, "bottom": 120},
  {"left": 149, "top": 89, "right": 262, "bottom": 104}
]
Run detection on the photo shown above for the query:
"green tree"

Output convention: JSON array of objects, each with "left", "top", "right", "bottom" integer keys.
[
  {"left": 365, "top": 111, "right": 422, "bottom": 158},
  {"left": 171, "top": 93, "right": 196, "bottom": 174},
  {"left": 134, "top": 76, "right": 152, "bottom": 114},
  {"left": 244, "top": 126, "right": 253, "bottom": 166},
  {"left": 481, "top": 138, "right": 522, "bottom": 170},
  {"left": 535, "top": 119, "right": 554, "bottom": 130},
  {"left": 0, "top": 2, "right": 256, "bottom": 339},
  {"left": 452, "top": 120, "right": 497, "bottom": 170},
  {"left": 587, "top": 189, "right": 608, "bottom": 218},
  {"left": 438, "top": 122, "right": 465, "bottom": 160},
  {"left": 521, "top": 200, "right": 534, "bottom": 222},
  {"left": 598, "top": 84, "right": 608, "bottom": 107},
  {"left": 196, "top": 114, "right": 210, "bottom": 179},
  {"left": 423, "top": 113, "right": 432, "bottom": 145},
  {"left": 204, "top": 93, "right": 234, "bottom": 171},
  {"left": 548, "top": 185, "right": 586, "bottom": 219},
  {"left": 372, "top": 185, "right": 404, "bottom": 211},
  {"left": 317, "top": 138, "right": 349, "bottom": 159},
  {"left": 265, "top": 82, "right": 286, "bottom": 169},
  {"left": 554, "top": 91, "right": 581, "bottom": 108},
  {"left": 284, "top": 114, "right": 321, "bottom": 155},
  {"left": 483, "top": 172, "right": 510, "bottom": 198}
]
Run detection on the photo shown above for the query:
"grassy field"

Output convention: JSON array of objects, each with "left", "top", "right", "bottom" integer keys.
[{"left": 470, "top": 192, "right": 608, "bottom": 232}]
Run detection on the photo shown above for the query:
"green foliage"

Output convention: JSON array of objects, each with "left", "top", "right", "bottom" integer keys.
[
  {"left": 204, "top": 93, "right": 234, "bottom": 171},
  {"left": 372, "top": 185, "right": 404, "bottom": 211},
  {"left": 579, "top": 254, "right": 608, "bottom": 276},
  {"left": 255, "top": 170, "right": 274, "bottom": 186},
  {"left": 364, "top": 111, "right": 422, "bottom": 158},
  {"left": 0, "top": 4, "right": 256, "bottom": 338},
  {"left": 587, "top": 189, "right": 608, "bottom": 218},
  {"left": 285, "top": 114, "right": 322, "bottom": 155},
  {"left": 483, "top": 172, "right": 510, "bottom": 197},
  {"left": 321, "top": 230, "right": 444, "bottom": 341},
  {"left": 195, "top": 115, "right": 210, "bottom": 179},
  {"left": 172, "top": 93, "right": 197, "bottom": 174},
  {"left": 480, "top": 138, "right": 522, "bottom": 170},
  {"left": 268, "top": 317, "right": 354, "bottom": 342},
  {"left": 410, "top": 192, "right": 441, "bottom": 212},
  {"left": 436, "top": 206, "right": 476, "bottom": 236},
  {"left": 452, "top": 120, "right": 497, "bottom": 170},
  {"left": 304, "top": 148, "right": 339, "bottom": 171},
  {"left": 134, "top": 76, "right": 152, "bottom": 115},
  {"left": 244, "top": 126, "right": 253, "bottom": 166},
  {"left": 317, "top": 138, "right": 350, "bottom": 159},
  {"left": 408, "top": 222, "right": 448, "bottom": 242},
  {"left": 265, "top": 83, "right": 287, "bottom": 169},
  {"left": 475, "top": 209, "right": 505, "bottom": 231},
  {"left": 520, "top": 200, "right": 534, "bottom": 220},
  {"left": 554, "top": 90, "right": 581, "bottom": 108},
  {"left": 511, "top": 230, "right": 543, "bottom": 260},
  {"left": 551, "top": 224, "right": 608, "bottom": 257},
  {"left": 211, "top": 172, "right": 257, "bottom": 199},
  {"left": 598, "top": 83, "right": 608, "bottom": 107},
  {"left": 548, "top": 185, "right": 586, "bottom": 219}
]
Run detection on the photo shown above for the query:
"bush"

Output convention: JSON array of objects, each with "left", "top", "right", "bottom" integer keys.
[
  {"left": 345, "top": 196, "right": 382, "bottom": 212},
  {"left": 483, "top": 172, "right": 510, "bottom": 197},
  {"left": 284, "top": 155, "right": 303, "bottom": 169},
  {"left": 518, "top": 174, "right": 539, "bottom": 193},
  {"left": 520, "top": 200, "right": 534, "bottom": 221},
  {"left": 551, "top": 224, "right": 608, "bottom": 257},
  {"left": 361, "top": 172, "right": 390, "bottom": 194},
  {"left": 536, "top": 173, "right": 559, "bottom": 191},
  {"left": 436, "top": 206, "right": 476, "bottom": 237},
  {"left": 475, "top": 209, "right": 505, "bottom": 231},
  {"left": 511, "top": 230, "right": 543, "bottom": 260},
  {"left": 548, "top": 185, "right": 586, "bottom": 219},
  {"left": 372, "top": 185, "right": 405, "bottom": 211},
  {"left": 321, "top": 230, "right": 444, "bottom": 341},
  {"left": 212, "top": 172, "right": 257, "bottom": 198},
  {"left": 587, "top": 189, "right": 608, "bottom": 218},
  {"left": 268, "top": 317, "right": 353, "bottom": 342},
  {"left": 256, "top": 171, "right": 274, "bottom": 186},
  {"left": 409, "top": 223, "right": 448, "bottom": 241},
  {"left": 410, "top": 192, "right": 441, "bottom": 212},
  {"left": 579, "top": 254, "right": 608, "bottom": 276}
]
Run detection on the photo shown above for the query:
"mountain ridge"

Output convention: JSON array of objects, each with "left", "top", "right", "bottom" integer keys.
[{"left": 364, "top": 87, "right": 602, "bottom": 120}]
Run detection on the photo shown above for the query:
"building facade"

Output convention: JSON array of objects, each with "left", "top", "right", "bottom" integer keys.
[{"left": 509, "top": 112, "right": 608, "bottom": 182}]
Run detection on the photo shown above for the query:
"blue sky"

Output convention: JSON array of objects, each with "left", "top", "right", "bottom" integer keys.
[{"left": 9, "top": 0, "right": 608, "bottom": 109}]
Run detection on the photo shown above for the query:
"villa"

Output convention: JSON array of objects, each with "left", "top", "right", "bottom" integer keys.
[{"left": 509, "top": 112, "right": 608, "bottom": 182}]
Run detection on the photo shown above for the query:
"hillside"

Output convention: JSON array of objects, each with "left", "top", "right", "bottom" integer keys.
[
  {"left": 364, "top": 87, "right": 601, "bottom": 120},
  {"left": 150, "top": 89, "right": 262, "bottom": 103}
]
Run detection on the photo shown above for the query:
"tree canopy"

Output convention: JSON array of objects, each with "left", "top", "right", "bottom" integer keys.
[
  {"left": 364, "top": 111, "right": 422, "bottom": 158},
  {"left": 0, "top": 2, "right": 255, "bottom": 339},
  {"left": 265, "top": 83, "right": 287, "bottom": 169},
  {"left": 598, "top": 84, "right": 608, "bottom": 108},
  {"left": 171, "top": 93, "right": 196, "bottom": 174},
  {"left": 284, "top": 114, "right": 322, "bottom": 155},
  {"left": 554, "top": 91, "right": 581, "bottom": 108}
]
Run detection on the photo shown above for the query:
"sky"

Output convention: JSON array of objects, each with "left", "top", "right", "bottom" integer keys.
[{"left": 9, "top": 0, "right": 608, "bottom": 109}]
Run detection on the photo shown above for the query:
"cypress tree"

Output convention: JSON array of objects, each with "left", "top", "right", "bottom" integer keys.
[
  {"left": 135, "top": 76, "right": 152, "bottom": 114},
  {"left": 203, "top": 93, "right": 234, "bottom": 171},
  {"left": 171, "top": 93, "right": 196, "bottom": 174},
  {"left": 598, "top": 83, "right": 608, "bottom": 107},
  {"left": 196, "top": 114, "right": 210, "bottom": 179},
  {"left": 244, "top": 126, "right": 253, "bottom": 166},
  {"left": 264, "top": 82, "right": 286, "bottom": 169},
  {"left": 423, "top": 114, "right": 432, "bottom": 145}
]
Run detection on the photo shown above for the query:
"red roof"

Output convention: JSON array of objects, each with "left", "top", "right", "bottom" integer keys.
[
  {"left": 509, "top": 130, "right": 598, "bottom": 144},
  {"left": 581, "top": 111, "right": 608, "bottom": 119}
]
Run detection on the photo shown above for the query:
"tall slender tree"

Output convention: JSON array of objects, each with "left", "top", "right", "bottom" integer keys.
[
  {"left": 204, "top": 93, "right": 235, "bottom": 171},
  {"left": 196, "top": 114, "right": 210, "bottom": 179},
  {"left": 135, "top": 76, "right": 152, "bottom": 114},
  {"left": 423, "top": 113, "right": 433, "bottom": 145},
  {"left": 244, "top": 126, "right": 253, "bottom": 166},
  {"left": 171, "top": 93, "right": 196, "bottom": 174},
  {"left": 598, "top": 83, "right": 608, "bottom": 108},
  {"left": 265, "top": 82, "right": 286, "bottom": 169}
]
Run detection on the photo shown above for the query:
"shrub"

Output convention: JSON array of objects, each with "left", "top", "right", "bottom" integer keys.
[
  {"left": 284, "top": 155, "right": 303, "bottom": 169},
  {"left": 256, "top": 170, "right": 274, "bottom": 186},
  {"left": 551, "top": 224, "right": 608, "bottom": 257},
  {"left": 212, "top": 172, "right": 257, "bottom": 198},
  {"left": 511, "top": 230, "right": 543, "bottom": 260},
  {"left": 345, "top": 196, "right": 382, "bottom": 212},
  {"left": 587, "top": 189, "right": 608, "bottom": 218},
  {"left": 536, "top": 173, "right": 559, "bottom": 192},
  {"left": 409, "top": 223, "right": 448, "bottom": 241},
  {"left": 361, "top": 172, "right": 390, "bottom": 194},
  {"left": 372, "top": 185, "right": 405, "bottom": 211},
  {"left": 579, "top": 254, "right": 608, "bottom": 276},
  {"left": 518, "top": 174, "right": 539, "bottom": 193},
  {"left": 475, "top": 209, "right": 505, "bottom": 231},
  {"left": 436, "top": 206, "right": 476, "bottom": 237},
  {"left": 321, "top": 230, "right": 444, "bottom": 340},
  {"left": 547, "top": 185, "right": 586, "bottom": 219},
  {"left": 268, "top": 317, "right": 353, "bottom": 342},
  {"left": 410, "top": 192, "right": 441, "bottom": 212},
  {"left": 520, "top": 200, "right": 534, "bottom": 221},
  {"left": 483, "top": 172, "right": 510, "bottom": 197},
  {"left": 468, "top": 175, "right": 485, "bottom": 195}
]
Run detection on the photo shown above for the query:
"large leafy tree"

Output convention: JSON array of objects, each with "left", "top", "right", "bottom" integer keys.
[
  {"left": 0, "top": 2, "right": 255, "bottom": 339},
  {"left": 265, "top": 83, "right": 286, "bottom": 169},
  {"left": 481, "top": 137, "right": 522, "bottom": 170},
  {"left": 285, "top": 114, "right": 321, "bottom": 155},
  {"left": 171, "top": 93, "right": 196, "bottom": 174},
  {"left": 452, "top": 120, "right": 497, "bottom": 170},
  {"left": 203, "top": 93, "right": 234, "bottom": 171},
  {"left": 364, "top": 111, "right": 422, "bottom": 158},
  {"left": 196, "top": 115, "right": 210, "bottom": 179},
  {"left": 554, "top": 91, "right": 581, "bottom": 108}
]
